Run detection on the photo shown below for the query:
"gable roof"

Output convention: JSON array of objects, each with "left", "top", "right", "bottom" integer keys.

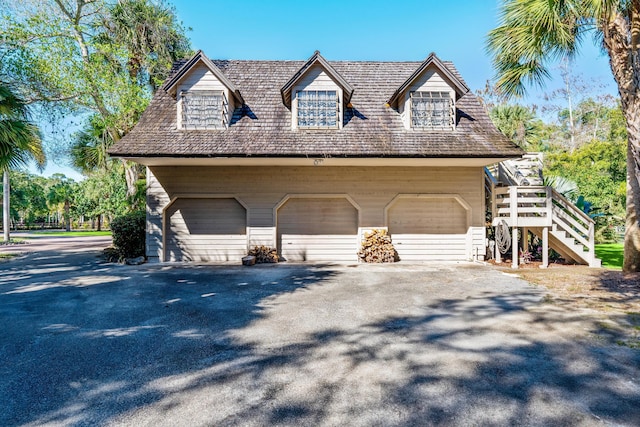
[
  {"left": 280, "top": 50, "right": 355, "bottom": 108},
  {"left": 386, "top": 52, "right": 470, "bottom": 109},
  {"left": 163, "top": 50, "right": 244, "bottom": 104},
  {"left": 109, "top": 55, "right": 522, "bottom": 160}
]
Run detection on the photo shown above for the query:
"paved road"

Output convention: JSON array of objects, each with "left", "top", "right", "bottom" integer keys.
[
  {"left": 0, "top": 232, "right": 112, "bottom": 255},
  {"left": 1, "top": 237, "right": 639, "bottom": 426}
]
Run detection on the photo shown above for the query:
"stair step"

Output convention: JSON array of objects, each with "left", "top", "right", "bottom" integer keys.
[{"left": 489, "top": 156, "right": 598, "bottom": 267}]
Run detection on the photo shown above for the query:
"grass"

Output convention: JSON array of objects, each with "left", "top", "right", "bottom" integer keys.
[
  {"left": 0, "top": 238, "right": 26, "bottom": 245},
  {"left": 0, "top": 253, "right": 18, "bottom": 260},
  {"left": 28, "top": 230, "right": 112, "bottom": 237},
  {"left": 595, "top": 243, "right": 624, "bottom": 269}
]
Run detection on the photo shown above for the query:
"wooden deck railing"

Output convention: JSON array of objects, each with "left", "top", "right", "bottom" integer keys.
[
  {"left": 491, "top": 185, "right": 595, "bottom": 260},
  {"left": 492, "top": 186, "right": 552, "bottom": 227}
]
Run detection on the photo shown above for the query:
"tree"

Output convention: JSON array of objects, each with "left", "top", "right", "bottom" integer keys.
[
  {"left": 47, "top": 173, "right": 76, "bottom": 231},
  {"left": 0, "top": 82, "right": 44, "bottom": 241},
  {"left": 0, "top": 0, "right": 190, "bottom": 198},
  {"left": 72, "top": 164, "right": 130, "bottom": 229},
  {"left": 489, "top": 104, "right": 541, "bottom": 150},
  {"left": 70, "top": 115, "right": 113, "bottom": 174},
  {"left": 546, "top": 137, "right": 627, "bottom": 224},
  {"left": 97, "top": 0, "right": 192, "bottom": 91},
  {"left": 8, "top": 170, "right": 48, "bottom": 227},
  {"left": 487, "top": 0, "right": 640, "bottom": 272}
]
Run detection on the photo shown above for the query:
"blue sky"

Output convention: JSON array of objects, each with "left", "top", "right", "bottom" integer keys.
[
  {"left": 171, "top": 0, "right": 616, "bottom": 92},
  {"left": 35, "top": 0, "right": 617, "bottom": 181}
]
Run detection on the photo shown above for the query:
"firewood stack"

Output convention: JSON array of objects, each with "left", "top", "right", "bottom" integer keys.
[
  {"left": 248, "top": 245, "right": 279, "bottom": 263},
  {"left": 358, "top": 229, "right": 398, "bottom": 263}
]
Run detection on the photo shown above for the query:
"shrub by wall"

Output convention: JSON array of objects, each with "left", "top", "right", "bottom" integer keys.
[{"left": 110, "top": 210, "right": 145, "bottom": 259}]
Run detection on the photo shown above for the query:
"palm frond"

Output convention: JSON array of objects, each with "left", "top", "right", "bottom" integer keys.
[
  {"left": 487, "top": 0, "right": 601, "bottom": 98},
  {"left": 0, "top": 82, "right": 45, "bottom": 172}
]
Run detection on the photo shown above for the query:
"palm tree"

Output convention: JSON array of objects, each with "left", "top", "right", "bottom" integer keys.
[
  {"left": 70, "top": 115, "right": 113, "bottom": 175},
  {"left": 489, "top": 104, "right": 538, "bottom": 150},
  {"left": 100, "top": 0, "right": 192, "bottom": 90},
  {"left": 487, "top": 0, "right": 640, "bottom": 272},
  {"left": 0, "top": 83, "right": 45, "bottom": 241},
  {"left": 47, "top": 174, "right": 76, "bottom": 232}
]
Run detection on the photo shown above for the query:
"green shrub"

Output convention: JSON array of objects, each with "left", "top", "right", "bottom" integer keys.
[{"left": 110, "top": 210, "right": 145, "bottom": 259}]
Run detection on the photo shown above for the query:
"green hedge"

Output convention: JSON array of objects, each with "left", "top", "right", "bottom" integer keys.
[{"left": 110, "top": 210, "right": 145, "bottom": 259}]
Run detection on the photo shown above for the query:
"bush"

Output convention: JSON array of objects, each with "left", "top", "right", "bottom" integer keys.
[{"left": 110, "top": 210, "right": 145, "bottom": 259}]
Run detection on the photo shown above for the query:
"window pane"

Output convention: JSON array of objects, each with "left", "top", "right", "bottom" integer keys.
[
  {"left": 182, "top": 91, "right": 224, "bottom": 129},
  {"left": 297, "top": 90, "right": 338, "bottom": 128},
  {"left": 411, "top": 91, "right": 450, "bottom": 128}
]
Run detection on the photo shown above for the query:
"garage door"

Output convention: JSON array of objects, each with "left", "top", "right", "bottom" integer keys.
[
  {"left": 277, "top": 197, "right": 358, "bottom": 262},
  {"left": 388, "top": 197, "right": 468, "bottom": 261},
  {"left": 165, "top": 198, "right": 247, "bottom": 262}
]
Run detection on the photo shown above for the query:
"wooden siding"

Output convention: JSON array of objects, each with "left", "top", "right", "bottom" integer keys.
[
  {"left": 469, "top": 226, "right": 486, "bottom": 259},
  {"left": 277, "top": 197, "right": 358, "bottom": 262},
  {"left": 165, "top": 197, "right": 247, "bottom": 262},
  {"left": 399, "top": 69, "right": 455, "bottom": 130},
  {"left": 177, "top": 63, "right": 227, "bottom": 92},
  {"left": 147, "top": 167, "right": 169, "bottom": 261},
  {"left": 148, "top": 166, "right": 486, "bottom": 262},
  {"left": 248, "top": 226, "right": 276, "bottom": 247}
]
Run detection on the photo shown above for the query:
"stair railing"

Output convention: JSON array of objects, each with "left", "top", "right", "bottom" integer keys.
[{"left": 550, "top": 188, "right": 595, "bottom": 260}]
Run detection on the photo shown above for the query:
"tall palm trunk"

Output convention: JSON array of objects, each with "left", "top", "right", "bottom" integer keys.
[
  {"left": 601, "top": 8, "right": 640, "bottom": 272},
  {"left": 625, "top": 139, "right": 640, "bottom": 270},
  {"left": 2, "top": 170, "right": 9, "bottom": 242}
]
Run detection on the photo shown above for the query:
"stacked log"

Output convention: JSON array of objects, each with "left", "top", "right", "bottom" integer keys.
[
  {"left": 358, "top": 229, "right": 398, "bottom": 263},
  {"left": 248, "top": 245, "right": 279, "bottom": 263}
]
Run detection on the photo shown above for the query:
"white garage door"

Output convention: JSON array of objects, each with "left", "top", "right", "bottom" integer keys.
[
  {"left": 165, "top": 198, "right": 247, "bottom": 262},
  {"left": 388, "top": 197, "right": 468, "bottom": 261},
  {"left": 277, "top": 197, "right": 358, "bottom": 262}
]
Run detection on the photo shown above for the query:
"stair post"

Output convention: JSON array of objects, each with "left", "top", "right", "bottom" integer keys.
[
  {"left": 588, "top": 221, "right": 595, "bottom": 267},
  {"left": 510, "top": 186, "right": 518, "bottom": 268},
  {"left": 542, "top": 186, "right": 552, "bottom": 269},
  {"left": 541, "top": 227, "right": 549, "bottom": 268},
  {"left": 512, "top": 226, "right": 519, "bottom": 268}
]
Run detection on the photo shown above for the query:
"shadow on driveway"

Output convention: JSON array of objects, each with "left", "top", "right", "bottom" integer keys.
[{"left": 1, "top": 244, "right": 639, "bottom": 426}]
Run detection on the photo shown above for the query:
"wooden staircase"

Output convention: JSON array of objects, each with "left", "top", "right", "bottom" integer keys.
[{"left": 486, "top": 155, "right": 601, "bottom": 268}]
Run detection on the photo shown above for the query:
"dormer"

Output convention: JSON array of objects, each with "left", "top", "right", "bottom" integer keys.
[
  {"left": 164, "top": 50, "right": 243, "bottom": 130},
  {"left": 281, "top": 51, "right": 354, "bottom": 130},
  {"left": 387, "top": 53, "right": 469, "bottom": 131}
]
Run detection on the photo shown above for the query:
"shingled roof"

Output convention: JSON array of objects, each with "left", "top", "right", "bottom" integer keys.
[{"left": 109, "top": 55, "right": 523, "bottom": 159}]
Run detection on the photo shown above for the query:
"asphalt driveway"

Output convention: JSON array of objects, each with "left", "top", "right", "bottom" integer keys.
[{"left": 1, "top": 237, "right": 639, "bottom": 426}]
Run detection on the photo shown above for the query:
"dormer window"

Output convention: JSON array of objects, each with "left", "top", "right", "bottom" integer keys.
[
  {"left": 410, "top": 91, "right": 452, "bottom": 129},
  {"left": 387, "top": 53, "right": 468, "bottom": 131},
  {"left": 180, "top": 91, "right": 227, "bottom": 129},
  {"left": 281, "top": 51, "right": 353, "bottom": 130},
  {"left": 297, "top": 90, "right": 338, "bottom": 128}
]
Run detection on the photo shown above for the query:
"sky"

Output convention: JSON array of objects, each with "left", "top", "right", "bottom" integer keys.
[{"left": 33, "top": 0, "right": 618, "bottom": 181}]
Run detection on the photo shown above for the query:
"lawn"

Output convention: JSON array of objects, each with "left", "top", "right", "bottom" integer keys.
[
  {"left": 595, "top": 243, "right": 624, "bottom": 269},
  {"left": 0, "top": 238, "right": 26, "bottom": 245},
  {"left": 28, "top": 230, "right": 112, "bottom": 237}
]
